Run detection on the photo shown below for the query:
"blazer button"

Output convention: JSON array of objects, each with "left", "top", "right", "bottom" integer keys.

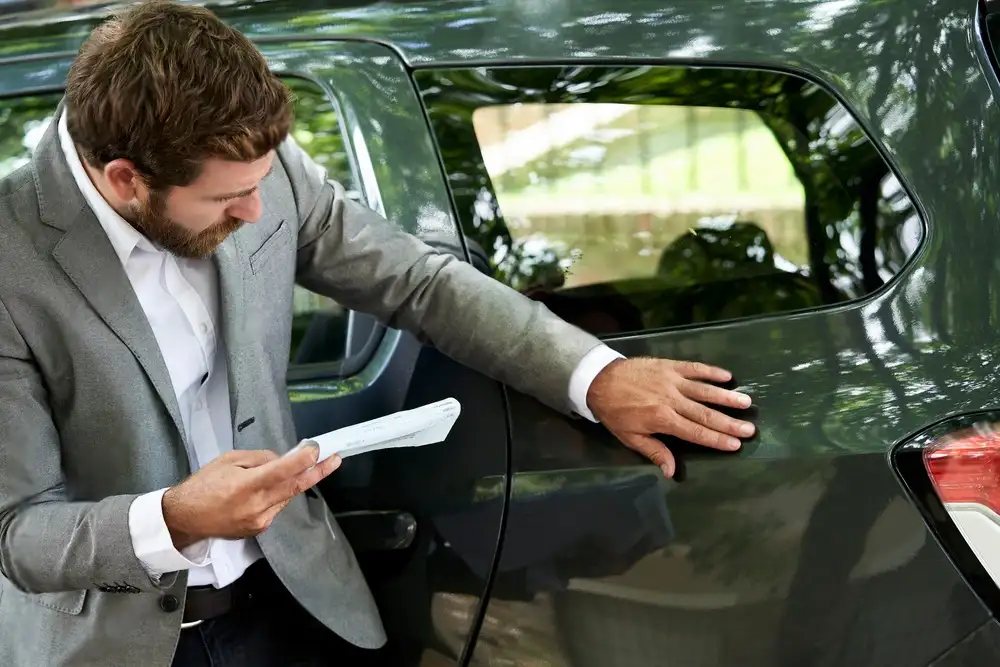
[{"left": 159, "top": 594, "right": 180, "bottom": 613}]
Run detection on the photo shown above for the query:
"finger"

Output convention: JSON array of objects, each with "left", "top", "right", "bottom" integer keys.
[
  {"left": 670, "top": 360, "right": 732, "bottom": 383},
  {"left": 253, "top": 449, "right": 333, "bottom": 529},
  {"left": 254, "top": 497, "right": 292, "bottom": 534},
  {"left": 657, "top": 408, "right": 742, "bottom": 451},
  {"left": 252, "top": 442, "right": 321, "bottom": 487},
  {"left": 679, "top": 378, "right": 752, "bottom": 410},
  {"left": 620, "top": 432, "right": 677, "bottom": 478},
  {"left": 265, "top": 454, "right": 343, "bottom": 507},
  {"left": 674, "top": 396, "right": 755, "bottom": 440},
  {"left": 221, "top": 449, "right": 279, "bottom": 469},
  {"left": 294, "top": 453, "right": 343, "bottom": 494}
]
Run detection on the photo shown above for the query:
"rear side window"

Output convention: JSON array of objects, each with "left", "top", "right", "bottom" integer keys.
[{"left": 417, "top": 66, "right": 923, "bottom": 336}]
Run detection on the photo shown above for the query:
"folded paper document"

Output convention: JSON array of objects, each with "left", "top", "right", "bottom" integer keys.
[{"left": 299, "top": 397, "right": 462, "bottom": 462}]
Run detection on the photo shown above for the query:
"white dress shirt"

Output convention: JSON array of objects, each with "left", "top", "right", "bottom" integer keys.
[{"left": 58, "top": 112, "right": 621, "bottom": 590}]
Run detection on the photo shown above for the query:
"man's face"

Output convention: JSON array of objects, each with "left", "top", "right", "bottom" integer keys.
[{"left": 131, "top": 152, "right": 275, "bottom": 259}]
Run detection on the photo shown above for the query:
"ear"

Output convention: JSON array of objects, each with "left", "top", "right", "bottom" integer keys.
[{"left": 102, "top": 159, "right": 144, "bottom": 203}]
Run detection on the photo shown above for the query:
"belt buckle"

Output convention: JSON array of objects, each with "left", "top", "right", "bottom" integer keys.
[{"left": 180, "top": 619, "right": 204, "bottom": 630}]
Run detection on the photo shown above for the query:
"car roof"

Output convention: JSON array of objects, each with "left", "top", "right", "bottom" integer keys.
[{"left": 0, "top": 0, "right": 940, "bottom": 70}]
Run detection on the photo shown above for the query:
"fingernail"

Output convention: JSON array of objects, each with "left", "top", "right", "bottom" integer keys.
[
  {"left": 739, "top": 423, "right": 755, "bottom": 437},
  {"left": 727, "top": 437, "right": 742, "bottom": 450},
  {"left": 288, "top": 440, "right": 318, "bottom": 459},
  {"left": 660, "top": 463, "right": 673, "bottom": 478},
  {"left": 736, "top": 393, "right": 752, "bottom": 408}
]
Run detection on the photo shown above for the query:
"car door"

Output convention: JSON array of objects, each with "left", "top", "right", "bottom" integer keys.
[
  {"left": 0, "top": 39, "right": 506, "bottom": 666},
  {"left": 416, "top": 51, "right": 998, "bottom": 667},
  {"left": 274, "top": 42, "right": 513, "bottom": 666}
]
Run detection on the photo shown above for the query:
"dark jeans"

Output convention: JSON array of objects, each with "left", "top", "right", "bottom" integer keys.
[{"left": 171, "top": 565, "right": 383, "bottom": 667}]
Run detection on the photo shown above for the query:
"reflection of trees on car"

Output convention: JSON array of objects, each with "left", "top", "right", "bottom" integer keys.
[
  {"left": 283, "top": 77, "right": 355, "bottom": 365},
  {"left": 419, "top": 63, "right": 932, "bottom": 662},
  {"left": 285, "top": 76, "right": 354, "bottom": 190},
  {"left": 420, "top": 65, "right": 916, "bottom": 334},
  {"left": 0, "top": 94, "right": 58, "bottom": 178},
  {"left": 644, "top": 219, "right": 828, "bottom": 329}
]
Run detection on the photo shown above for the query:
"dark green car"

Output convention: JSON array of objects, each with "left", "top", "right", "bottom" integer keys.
[{"left": 2, "top": 0, "right": 1000, "bottom": 664}]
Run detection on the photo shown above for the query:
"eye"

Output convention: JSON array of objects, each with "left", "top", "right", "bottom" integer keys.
[{"left": 214, "top": 187, "right": 257, "bottom": 203}]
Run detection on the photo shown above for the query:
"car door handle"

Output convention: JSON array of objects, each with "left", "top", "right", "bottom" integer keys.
[{"left": 333, "top": 510, "right": 417, "bottom": 552}]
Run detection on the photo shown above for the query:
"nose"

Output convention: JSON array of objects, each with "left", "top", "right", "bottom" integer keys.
[{"left": 227, "top": 190, "right": 263, "bottom": 223}]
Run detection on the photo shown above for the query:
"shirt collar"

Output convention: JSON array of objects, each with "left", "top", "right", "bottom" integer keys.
[{"left": 57, "top": 111, "right": 156, "bottom": 265}]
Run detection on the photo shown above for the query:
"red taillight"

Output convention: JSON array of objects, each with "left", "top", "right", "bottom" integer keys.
[
  {"left": 903, "top": 419, "right": 1000, "bottom": 608},
  {"left": 923, "top": 429, "right": 1000, "bottom": 515}
]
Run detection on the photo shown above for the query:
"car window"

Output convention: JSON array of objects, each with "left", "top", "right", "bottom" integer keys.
[
  {"left": 418, "top": 66, "right": 924, "bottom": 336},
  {"left": 281, "top": 77, "right": 366, "bottom": 369},
  {"left": 0, "top": 76, "right": 365, "bottom": 372}
]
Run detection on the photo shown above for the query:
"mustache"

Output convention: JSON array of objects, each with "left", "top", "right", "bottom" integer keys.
[
  {"left": 130, "top": 200, "right": 245, "bottom": 259},
  {"left": 204, "top": 216, "right": 244, "bottom": 238}
]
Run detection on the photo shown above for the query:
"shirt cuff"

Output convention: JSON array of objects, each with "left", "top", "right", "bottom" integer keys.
[
  {"left": 568, "top": 344, "right": 625, "bottom": 423},
  {"left": 128, "top": 489, "right": 212, "bottom": 577}
]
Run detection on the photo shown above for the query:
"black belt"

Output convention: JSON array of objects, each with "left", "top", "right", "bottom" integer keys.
[{"left": 182, "top": 559, "right": 275, "bottom": 626}]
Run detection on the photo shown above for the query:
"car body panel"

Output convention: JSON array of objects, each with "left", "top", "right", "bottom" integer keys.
[{"left": 405, "top": 38, "right": 998, "bottom": 658}]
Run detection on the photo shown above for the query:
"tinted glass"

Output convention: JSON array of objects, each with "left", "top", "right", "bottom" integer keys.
[
  {"left": 282, "top": 77, "right": 361, "bottom": 368},
  {"left": 474, "top": 103, "right": 806, "bottom": 289},
  {"left": 418, "top": 66, "right": 923, "bottom": 336},
  {"left": 0, "top": 77, "right": 361, "bottom": 368}
]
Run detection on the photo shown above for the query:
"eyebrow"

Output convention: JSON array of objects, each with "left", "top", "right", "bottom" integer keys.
[{"left": 212, "top": 164, "right": 275, "bottom": 201}]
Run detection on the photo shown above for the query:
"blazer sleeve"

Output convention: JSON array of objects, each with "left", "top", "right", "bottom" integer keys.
[
  {"left": 0, "top": 296, "right": 170, "bottom": 594},
  {"left": 278, "top": 138, "right": 604, "bottom": 414}
]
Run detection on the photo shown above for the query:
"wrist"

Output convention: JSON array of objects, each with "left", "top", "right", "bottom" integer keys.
[
  {"left": 161, "top": 486, "right": 201, "bottom": 550},
  {"left": 586, "top": 357, "right": 625, "bottom": 418}
]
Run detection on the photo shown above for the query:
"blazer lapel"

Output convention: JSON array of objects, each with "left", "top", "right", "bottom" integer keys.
[
  {"left": 34, "top": 106, "right": 189, "bottom": 448},
  {"left": 213, "top": 235, "right": 247, "bottom": 429},
  {"left": 51, "top": 221, "right": 189, "bottom": 446}
]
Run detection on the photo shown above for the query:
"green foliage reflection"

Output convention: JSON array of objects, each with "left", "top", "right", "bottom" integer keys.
[{"left": 419, "top": 65, "right": 920, "bottom": 336}]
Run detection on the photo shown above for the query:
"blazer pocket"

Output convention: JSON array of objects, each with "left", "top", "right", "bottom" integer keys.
[
  {"left": 249, "top": 219, "right": 291, "bottom": 275},
  {"left": 19, "top": 588, "right": 87, "bottom": 615}
]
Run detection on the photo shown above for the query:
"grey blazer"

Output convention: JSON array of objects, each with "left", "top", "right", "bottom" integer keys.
[{"left": 0, "top": 108, "right": 602, "bottom": 666}]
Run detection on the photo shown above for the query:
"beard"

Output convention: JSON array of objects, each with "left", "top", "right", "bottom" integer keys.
[{"left": 129, "top": 191, "right": 244, "bottom": 259}]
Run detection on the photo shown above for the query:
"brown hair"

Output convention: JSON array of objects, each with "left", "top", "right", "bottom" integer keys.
[{"left": 65, "top": 0, "right": 293, "bottom": 190}]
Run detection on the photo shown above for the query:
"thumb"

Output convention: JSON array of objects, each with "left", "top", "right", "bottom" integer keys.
[{"left": 620, "top": 432, "right": 676, "bottom": 478}]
